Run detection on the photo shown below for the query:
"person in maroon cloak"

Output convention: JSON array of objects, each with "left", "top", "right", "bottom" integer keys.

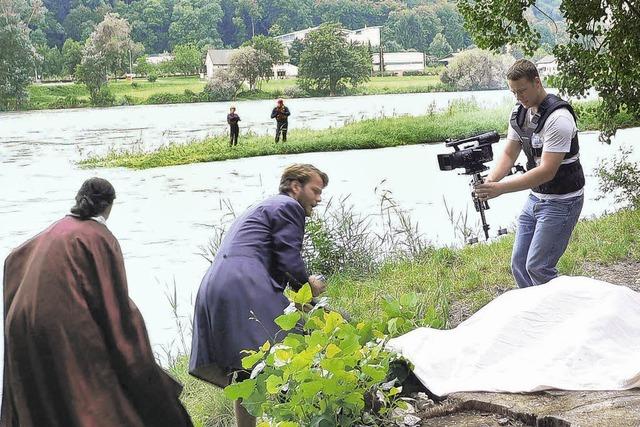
[
  {"left": 1, "top": 177, "right": 192, "bottom": 427},
  {"left": 189, "top": 164, "right": 329, "bottom": 427}
]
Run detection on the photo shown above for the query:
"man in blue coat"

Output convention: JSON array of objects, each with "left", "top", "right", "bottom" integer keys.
[{"left": 189, "top": 164, "right": 328, "bottom": 426}]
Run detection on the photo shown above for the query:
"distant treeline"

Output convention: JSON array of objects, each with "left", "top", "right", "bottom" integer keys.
[{"left": 36, "top": 0, "right": 564, "bottom": 56}]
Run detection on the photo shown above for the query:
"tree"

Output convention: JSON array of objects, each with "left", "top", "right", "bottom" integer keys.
[
  {"left": 287, "top": 38, "right": 305, "bottom": 67},
  {"left": 242, "top": 34, "right": 286, "bottom": 65},
  {"left": 458, "top": 0, "right": 640, "bottom": 141},
  {"left": 298, "top": 23, "right": 371, "bottom": 96},
  {"left": 440, "top": 48, "right": 512, "bottom": 91},
  {"left": 36, "top": 44, "right": 65, "bottom": 79},
  {"left": 171, "top": 43, "right": 201, "bottom": 75},
  {"left": 433, "top": 3, "right": 471, "bottom": 52},
  {"left": 168, "top": 0, "right": 223, "bottom": 50},
  {"left": 89, "top": 13, "right": 137, "bottom": 76},
  {"left": 429, "top": 33, "right": 452, "bottom": 58},
  {"left": 384, "top": 6, "right": 442, "bottom": 53},
  {"left": 0, "top": 0, "right": 41, "bottom": 109},
  {"left": 62, "top": 38, "right": 83, "bottom": 76},
  {"left": 75, "top": 39, "right": 108, "bottom": 103},
  {"left": 230, "top": 46, "right": 271, "bottom": 91}
]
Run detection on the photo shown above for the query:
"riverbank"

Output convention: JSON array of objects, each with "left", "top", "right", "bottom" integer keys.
[
  {"left": 79, "top": 99, "right": 640, "bottom": 170},
  {"left": 170, "top": 205, "right": 640, "bottom": 426},
  {"left": 24, "top": 75, "right": 447, "bottom": 110}
]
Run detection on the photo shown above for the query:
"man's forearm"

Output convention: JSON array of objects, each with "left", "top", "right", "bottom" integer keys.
[
  {"left": 487, "top": 154, "right": 516, "bottom": 182},
  {"left": 487, "top": 140, "right": 521, "bottom": 182}
]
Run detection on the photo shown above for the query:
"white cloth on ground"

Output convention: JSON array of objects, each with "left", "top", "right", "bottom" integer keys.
[{"left": 387, "top": 276, "right": 640, "bottom": 397}]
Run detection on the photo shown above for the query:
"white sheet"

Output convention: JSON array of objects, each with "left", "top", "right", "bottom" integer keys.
[{"left": 387, "top": 276, "right": 640, "bottom": 396}]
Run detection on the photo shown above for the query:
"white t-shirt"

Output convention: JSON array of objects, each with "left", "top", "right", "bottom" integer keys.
[{"left": 507, "top": 108, "right": 583, "bottom": 200}]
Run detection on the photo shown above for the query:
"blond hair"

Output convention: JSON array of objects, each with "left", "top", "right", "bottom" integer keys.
[
  {"left": 506, "top": 59, "right": 539, "bottom": 82},
  {"left": 279, "top": 164, "right": 329, "bottom": 194}
]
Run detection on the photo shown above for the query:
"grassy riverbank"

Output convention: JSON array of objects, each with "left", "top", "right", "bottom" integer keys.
[
  {"left": 79, "top": 99, "right": 640, "bottom": 170},
  {"left": 170, "top": 205, "right": 640, "bottom": 427},
  {"left": 24, "top": 75, "right": 446, "bottom": 110},
  {"left": 80, "top": 101, "right": 508, "bottom": 169}
]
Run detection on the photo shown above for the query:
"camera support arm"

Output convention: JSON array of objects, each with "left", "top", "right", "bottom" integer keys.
[
  {"left": 470, "top": 173, "right": 491, "bottom": 241},
  {"left": 469, "top": 164, "right": 526, "bottom": 243}
]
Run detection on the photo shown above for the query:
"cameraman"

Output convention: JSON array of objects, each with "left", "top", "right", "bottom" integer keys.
[{"left": 474, "top": 59, "right": 584, "bottom": 288}]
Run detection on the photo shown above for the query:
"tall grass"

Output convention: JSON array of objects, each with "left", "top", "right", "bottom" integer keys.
[{"left": 170, "top": 202, "right": 640, "bottom": 424}]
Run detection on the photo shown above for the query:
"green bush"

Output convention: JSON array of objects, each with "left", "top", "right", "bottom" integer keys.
[
  {"left": 202, "top": 69, "right": 243, "bottom": 101},
  {"left": 92, "top": 87, "right": 116, "bottom": 107},
  {"left": 283, "top": 86, "right": 307, "bottom": 98},
  {"left": 596, "top": 146, "right": 640, "bottom": 209},
  {"left": 147, "top": 72, "right": 158, "bottom": 82},
  {"left": 146, "top": 92, "right": 188, "bottom": 104},
  {"left": 224, "top": 284, "right": 423, "bottom": 426}
]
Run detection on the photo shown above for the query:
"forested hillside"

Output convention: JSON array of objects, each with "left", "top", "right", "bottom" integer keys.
[{"left": 33, "top": 0, "right": 564, "bottom": 55}]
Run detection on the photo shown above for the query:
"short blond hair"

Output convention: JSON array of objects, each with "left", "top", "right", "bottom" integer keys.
[
  {"left": 506, "top": 59, "right": 539, "bottom": 82},
  {"left": 279, "top": 164, "right": 329, "bottom": 193}
]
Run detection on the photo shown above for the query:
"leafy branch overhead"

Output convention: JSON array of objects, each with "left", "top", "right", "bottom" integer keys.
[{"left": 458, "top": 0, "right": 640, "bottom": 142}]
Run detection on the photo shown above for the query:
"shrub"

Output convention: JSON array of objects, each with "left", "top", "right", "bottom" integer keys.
[
  {"left": 92, "top": 86, "right": 116, "bottom": 107},
  {"left": 596, "top": 146, "right": 640, "bottom": 209},
  {"left": 202, "top": 69, "right": 243, "bottom": 101},
  {"left": 146, "top": 92, "right": 186, "bottom": 104},
  {"left": 283, "top": 86, "right": 307, "bottom": 98},
  {"left": 147, "top": 72, "right": 158, "bottom": 82},
  {"left": 121, "top": 95, "right": 136, "bottom": 105},
  {"left": 440, "top": 49, "right": 513, "bottom": 91},
  {"left": 224, "top": 284, "right": 423, "bottom": 426}
]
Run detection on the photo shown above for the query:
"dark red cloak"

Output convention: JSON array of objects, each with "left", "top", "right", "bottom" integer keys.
[{"left": 2, "top": 216, "right": 192, "bottom": 427}]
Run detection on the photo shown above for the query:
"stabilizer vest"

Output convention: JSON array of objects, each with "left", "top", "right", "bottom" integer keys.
[{"left": 510, "top": 94, "right": 585, "bottom": 194}]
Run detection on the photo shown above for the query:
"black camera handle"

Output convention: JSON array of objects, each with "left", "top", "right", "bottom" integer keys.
[
  {"left": 470, "top": 173, "right": 491, "bottom": 241},
  {"left": 468, "top": 163, "right": 526, "bottom": 243}
]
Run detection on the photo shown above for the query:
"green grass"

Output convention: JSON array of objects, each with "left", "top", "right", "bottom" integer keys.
[
  {"left": 80, "top": 101, "right": 509, "bottom": 169},
  {"left": 169, "top": 356, "right": 234, "bottom": 427},
  {"left": 25, "top": 75, "right": 449, "bottom": 110},
  {"left": 79, "top": 99, "right": 640, "bottom": 170},
  {"left": 170, "top": 206, "right": 640, "bottom": 425}
]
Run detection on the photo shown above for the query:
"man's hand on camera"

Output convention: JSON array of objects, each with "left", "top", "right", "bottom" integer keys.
[
  {"left": 309, "top": 275, "right": 327, "bottom": 297},
  {"left": 474, "top": 181, "right": 504, "bottom": 201}
]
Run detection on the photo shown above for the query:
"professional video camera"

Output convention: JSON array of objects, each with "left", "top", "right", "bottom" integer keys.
[
  {"left": 437, "top": 131, "right": 523, "bottom": 243},
  {"left": 437, "top": 131, "right": 499, "bottom": 175}
]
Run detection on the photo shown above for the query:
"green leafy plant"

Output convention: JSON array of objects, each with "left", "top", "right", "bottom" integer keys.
[
  {"left": 596, "top": 146, "right": 640, "bottom": 209},
  {"left": 224, "top": 284, "right": 425, "bottom": 426}
]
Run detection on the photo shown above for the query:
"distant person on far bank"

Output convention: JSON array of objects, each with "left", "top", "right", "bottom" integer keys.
[
  {"left": 474, "top": 59, "right": 585, "bottom": 288},
  {"left": 227, "top": 105, "right": 240, "bottom": 147},
  {"left": 271, "top": 98, "right": 290, "bottom": 142}
]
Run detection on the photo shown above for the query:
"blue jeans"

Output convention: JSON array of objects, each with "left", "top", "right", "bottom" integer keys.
[{"left": 511, "top": 193, "right": 584, "bottom": 288}]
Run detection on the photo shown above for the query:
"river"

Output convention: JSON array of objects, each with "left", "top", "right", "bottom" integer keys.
[{"left": 0, "top": 89, "right": 634, "bottom": 361}]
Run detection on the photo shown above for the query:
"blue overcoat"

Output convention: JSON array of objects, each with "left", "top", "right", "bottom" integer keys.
[{"left": 189, "top": 194, "right": 309, "bottom": 382}]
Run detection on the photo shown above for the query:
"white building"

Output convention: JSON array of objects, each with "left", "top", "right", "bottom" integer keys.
[
  {"left": 536, "top": 55, "right": 558, "bottom": 77},
  {"left": 274, "top": 25, "right": 381, "bottom": 48},
  {"left": 205, "top": 49, "right": 239, "bottom": 79},
  {"left": 146, "top": 52, "right": 174, "bottom": 65},
  {"left": 273, "top": 63, "right": 298, "bottom": 78},
  {"left": 372, "top": 52, "right": 425, "bottom": 75}
]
